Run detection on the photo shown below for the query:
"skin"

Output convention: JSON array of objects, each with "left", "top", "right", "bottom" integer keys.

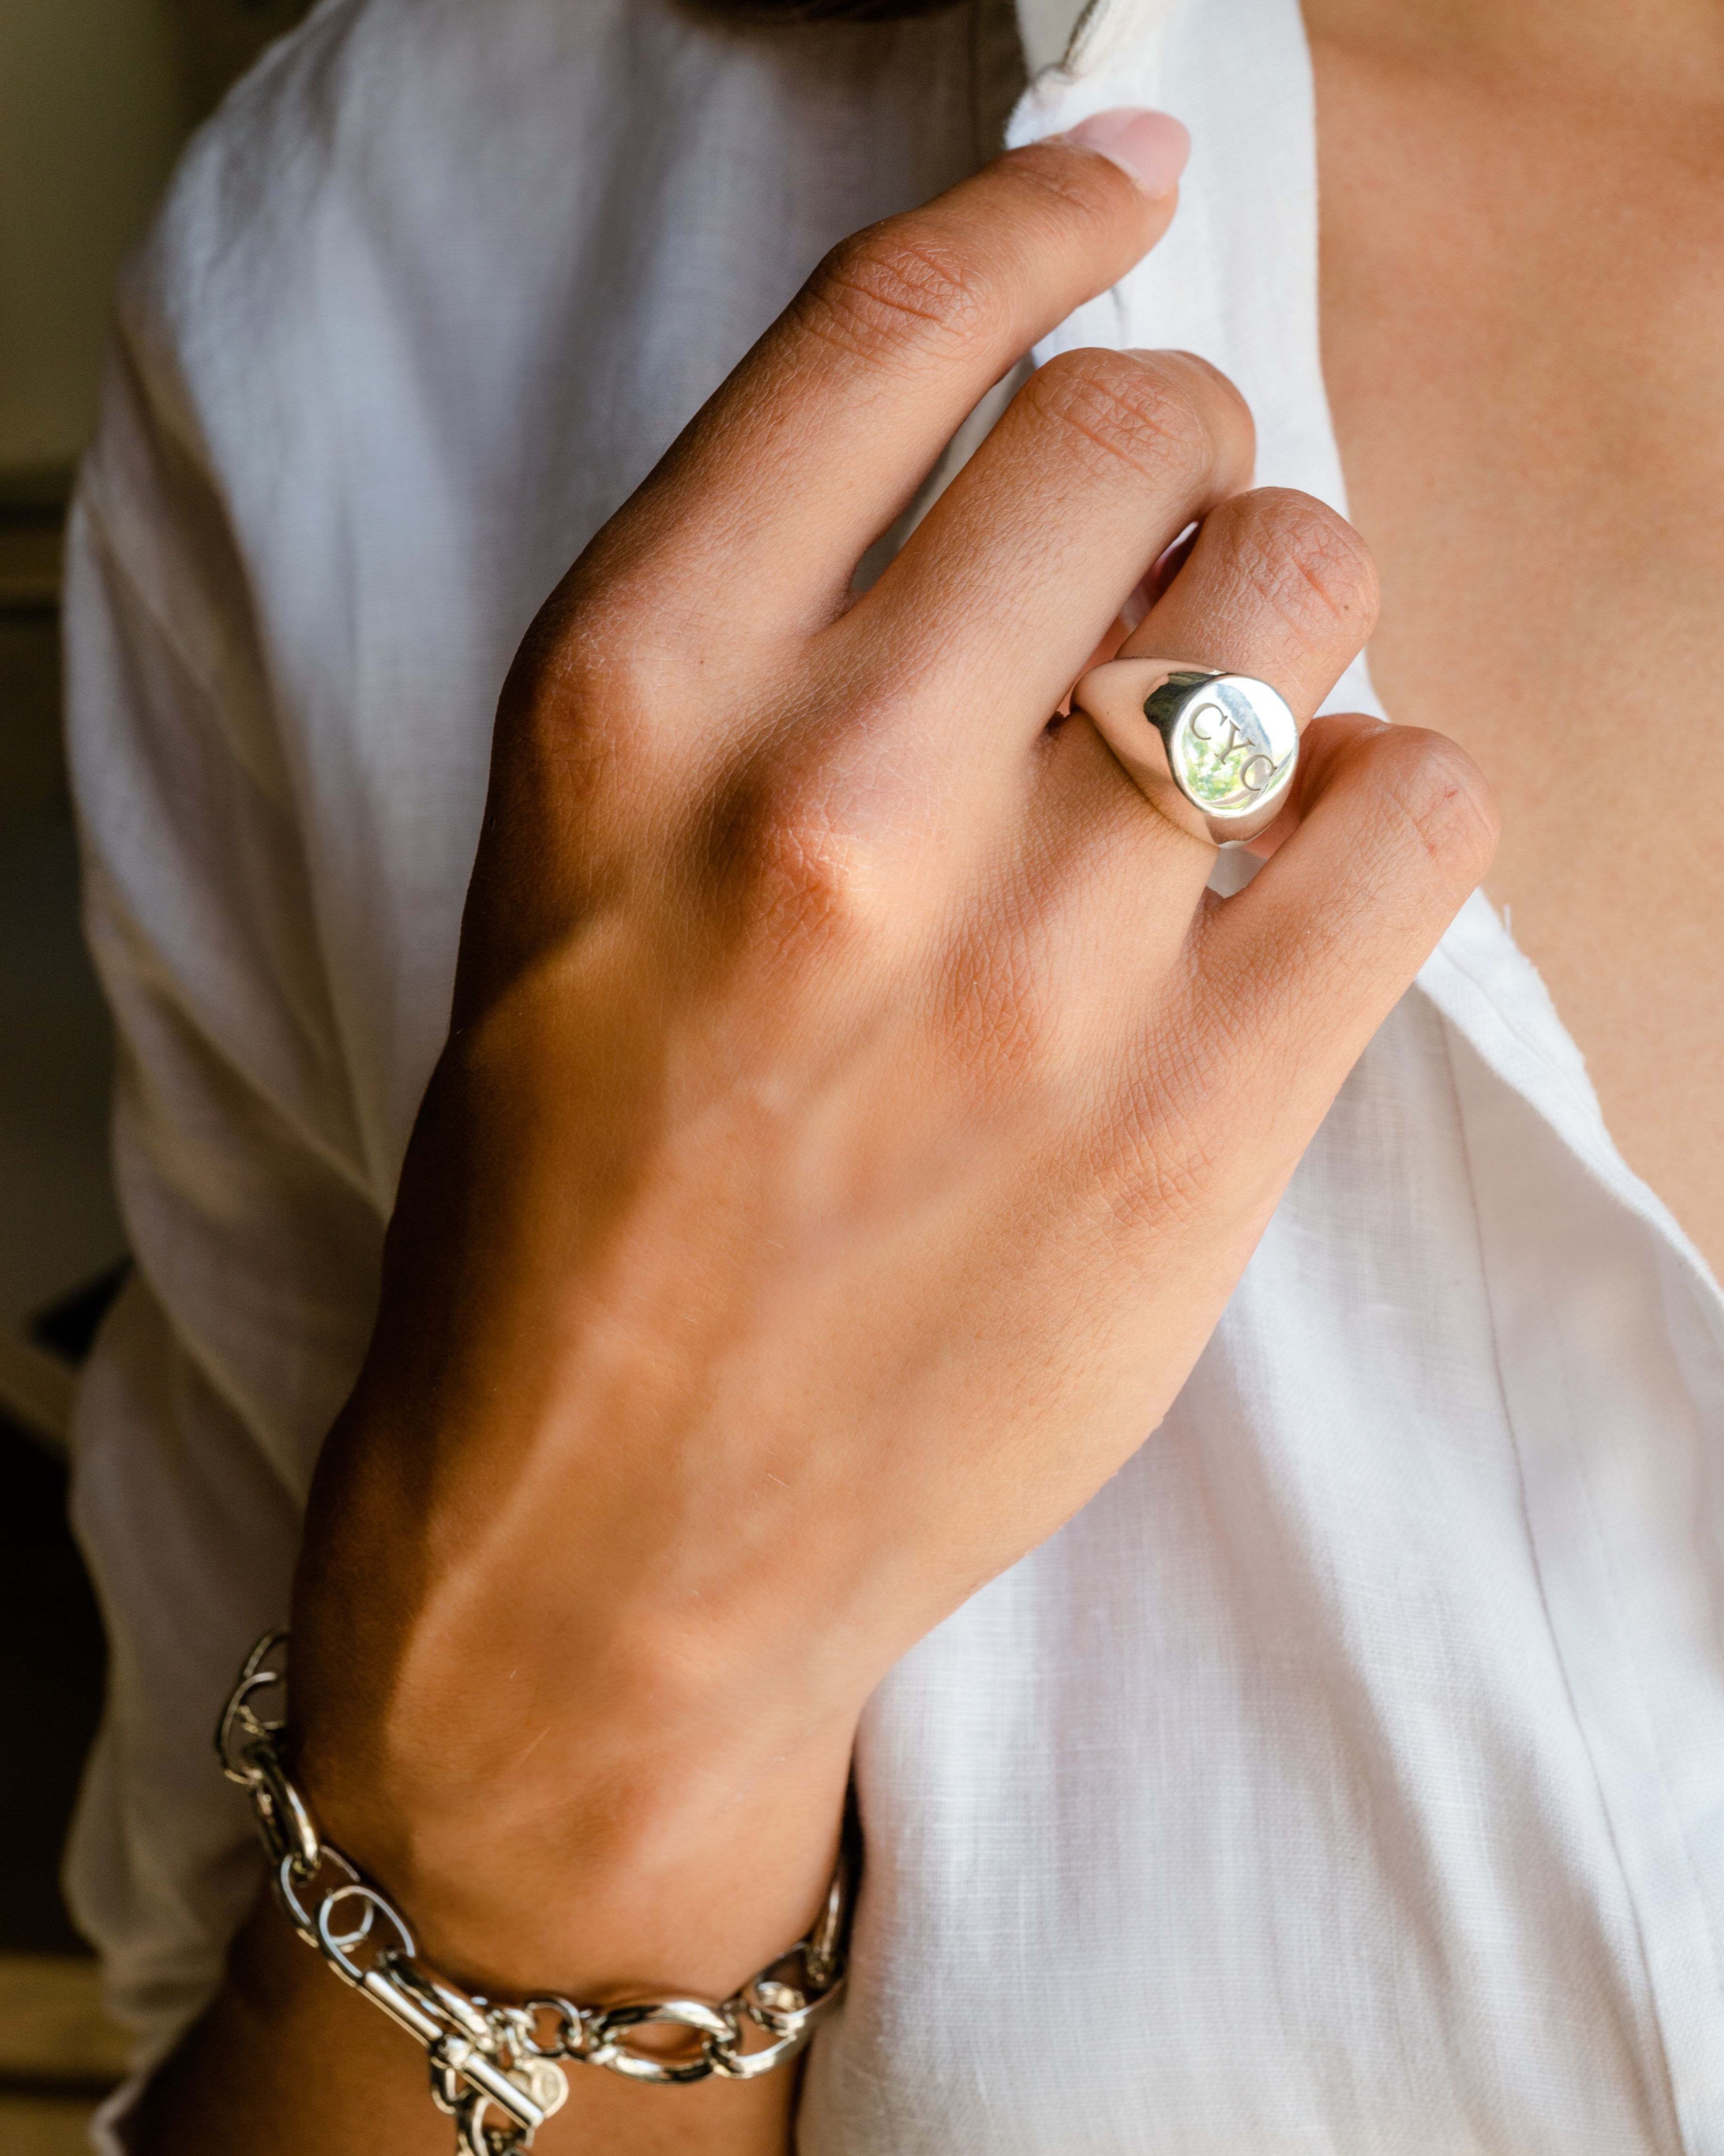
[
  {"left": 134, "top": 128, "right": 1493, "bottom": 2156},
  {"left": 1306, "top": 0, "right": 1724, "bottom": 1273}
]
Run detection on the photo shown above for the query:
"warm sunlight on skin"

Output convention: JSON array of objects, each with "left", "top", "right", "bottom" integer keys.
[
  {"left": 1308, "top": 0, "right": 1724, "bottom": 1272},
  {"left": 133, "top": 121, "right": 1491, "bottom": 2156}
]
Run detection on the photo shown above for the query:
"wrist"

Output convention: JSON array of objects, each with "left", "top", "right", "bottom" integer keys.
[
  {"left": 287, "top": 1561, "right": 863, "bottom": 2000},
  {"left": 219, "top": 1632, "right": 852, "bottom": 2136}
]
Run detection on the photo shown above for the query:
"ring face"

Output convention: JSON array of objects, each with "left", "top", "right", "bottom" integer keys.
[
  {"left": 1070, "top": 659, "right": 1302, "bottom": 846},
  {"left": 1148, "top": 672, "right": 1298, "bottom": 828}
]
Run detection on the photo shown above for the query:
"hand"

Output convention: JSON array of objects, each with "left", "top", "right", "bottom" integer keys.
[{"left": 281, "top": 107, "right": 1493, "bottom": 2132}]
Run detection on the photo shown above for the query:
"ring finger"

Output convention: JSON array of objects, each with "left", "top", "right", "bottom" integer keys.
[{"left": 1025, "top": 487, "right": 1382, "bottom": 932}]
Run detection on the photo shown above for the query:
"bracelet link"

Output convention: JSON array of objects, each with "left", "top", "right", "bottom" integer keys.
[{"left": 216, "top": 1630, "right": 854, "bottom": 2151}]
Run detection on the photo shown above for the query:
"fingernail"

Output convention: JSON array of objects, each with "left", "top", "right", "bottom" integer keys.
[{"left": 1055, "top": 108, "right": 1190, "bottom": 197}]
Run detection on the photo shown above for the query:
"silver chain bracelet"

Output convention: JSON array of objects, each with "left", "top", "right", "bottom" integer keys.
[{"left": 218, "top": 1630, "right": 855, "bottom": 2155}]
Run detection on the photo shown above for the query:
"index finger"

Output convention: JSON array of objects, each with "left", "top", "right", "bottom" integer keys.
[{"left": 580, "top": 112, "right": 1190, "bottom": 640}]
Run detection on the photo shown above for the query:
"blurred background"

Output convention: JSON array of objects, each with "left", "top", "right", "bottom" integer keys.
[{"left": 1, "top": 2, "right": 310, "bottom": 2145}]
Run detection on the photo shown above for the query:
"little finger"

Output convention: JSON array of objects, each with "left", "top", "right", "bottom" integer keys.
[{"left": 1200, "top": 714, "right": 1499, "bottom": 1119}]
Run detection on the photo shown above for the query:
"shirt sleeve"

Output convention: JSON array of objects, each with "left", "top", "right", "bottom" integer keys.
[{"left": 61, "top": 294, "right": 387, "bottom": 2072}]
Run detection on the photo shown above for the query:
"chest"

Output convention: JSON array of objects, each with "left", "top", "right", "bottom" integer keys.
[{"left": 1308, "top": 44, "right": 1724, "bottom": 1274}]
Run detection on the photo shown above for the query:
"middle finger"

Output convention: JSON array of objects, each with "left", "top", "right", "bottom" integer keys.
[{"left": 838, "top": 347, "right": 1253, "bottom": 775}]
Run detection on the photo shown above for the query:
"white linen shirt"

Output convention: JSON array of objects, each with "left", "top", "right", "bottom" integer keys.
[{"left": 62, "top": 0, "right": 1724, "bottom": 2148}]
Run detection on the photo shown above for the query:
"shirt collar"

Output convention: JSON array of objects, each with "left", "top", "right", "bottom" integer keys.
[{"left": 1019, "top": 0, "right": 1188, "bottom": 79}]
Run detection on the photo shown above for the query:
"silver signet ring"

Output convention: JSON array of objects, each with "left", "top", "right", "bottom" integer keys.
[{"left": 1071, "top": 659, "right": 1301, "bottom": 847}]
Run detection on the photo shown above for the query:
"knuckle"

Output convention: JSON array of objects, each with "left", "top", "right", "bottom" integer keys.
[
  {"left": 1201, "top": 488, "right": 1380, "bottom": 647},
  {"left": 999, "top": 137, "right": 1147, "bottom": 230},
  {"left": 1374, "top": 727, "right": 1501, "bottom": 890},
  {"left": 1025, "top": 349, "right": 1217, "bottom": 491},
  {"left": 796, "top": 222, "right": 992, "bottom": 366},
  {"left": 501, "top": 617, "right": 653, "bottom": 785},
  {"left": 497, "top": 628, "right": 615, "bottom": 787},
  {"left": 1138, "top": 349, "right": 1255, "bottom": 451},
  {"left": 704, "top": 761, "right": 880, "bottom": 958}
]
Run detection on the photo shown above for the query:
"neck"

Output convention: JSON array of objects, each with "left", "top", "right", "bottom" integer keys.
[{"left": 1302, "top": 0, "right": 1724, "bottom": 102}]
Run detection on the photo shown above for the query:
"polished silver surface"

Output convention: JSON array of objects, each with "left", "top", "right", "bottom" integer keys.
[
  {"left": 1072, "top": 658, "right": 1302, "bottom": 846},
  {"left": 217, "top": 1629, "right": 855, "bottom": 2150}
]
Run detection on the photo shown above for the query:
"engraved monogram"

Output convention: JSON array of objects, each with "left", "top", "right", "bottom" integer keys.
[
  {"left": 1174, "top": 697, "right": 1291, "bottom": 807},
  {"left": 1091, "top": 664, "right": 1300, "bottom": 842},
  {"left": 1188, "top": 702, "right": 1278, "bottom": 794}
]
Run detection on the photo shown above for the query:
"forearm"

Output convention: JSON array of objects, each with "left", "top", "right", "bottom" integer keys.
[
  {"left": 143, "top": 1421, "right": 860, "bottom": 2156},
  {"left": 130, "top": 1055, "right": 868, "bottom": 2155}
]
